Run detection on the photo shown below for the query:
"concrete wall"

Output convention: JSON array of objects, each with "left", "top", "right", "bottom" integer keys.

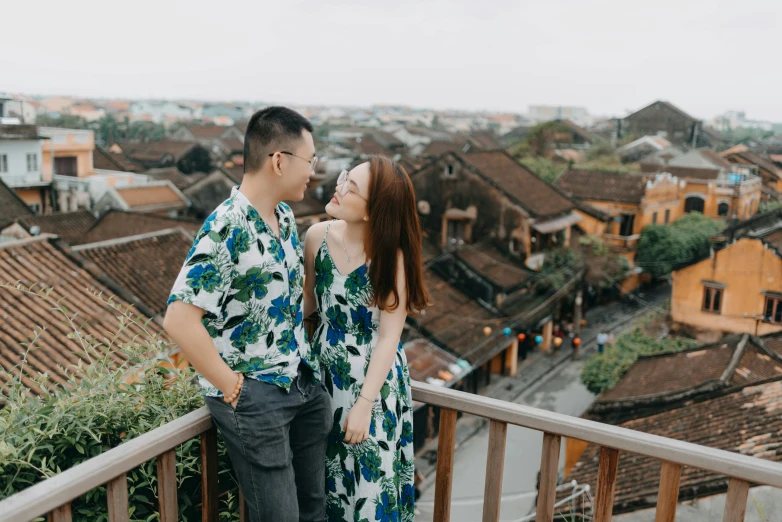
[{"left": 672, "top": 238, "right": 782, "bottom": 336}]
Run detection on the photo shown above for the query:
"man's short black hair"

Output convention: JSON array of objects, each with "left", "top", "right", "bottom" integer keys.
[{"left": 243, "top": 106, "right": 314, "bottom": 173}]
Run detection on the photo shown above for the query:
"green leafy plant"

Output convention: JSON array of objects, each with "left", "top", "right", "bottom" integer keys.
[{"left": 0, "top": 283, "right": 241, "bottom": 521}]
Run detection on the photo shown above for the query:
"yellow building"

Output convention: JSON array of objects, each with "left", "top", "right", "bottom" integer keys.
[
  {"left": 672, "top": 209, "right": 782, "bottom": 339},
  {"left": 39, "top": 127, "right": 95, "bottom": 180}
]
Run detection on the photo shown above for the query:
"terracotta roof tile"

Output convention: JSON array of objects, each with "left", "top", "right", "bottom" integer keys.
[
  {"left": 78, "top": 210, "right": 201, "bottom": 245},
  {"left": 117, "top": 140, "right": 197, "bottom": 161},
  {"left": 567, "top": 378, "right": 782, "bottom": 514},
  {"left": 415, "top": 270, "right": 507, "bottom": 364},
  {"left": 183, "top": 124, "right": 228, "bottom": 139},
  {"left": 557, "top": 170, "right": 648, "bottom": 204},
  {"left": 455, "top": 242, "right": 534, "bottom": 290},
  {"left": 75, "top": 230, "right": 193, "bottom": 316},
  {"left": 403, "top": 338, "right": 465, "bottom": 384},
  {"left": 0, "top": 237, "right": 163, "bottom": 394},
  {"left": 458, "top": 151, "right": 575, "bottom": 219},
  {"left": 16, "top": 210, "right": 97, "bottom": 245},
  {"left": 92, "top": 146, "right": 139, "bottom": 172},
  {"left": 114, "top": 183, "right": 189, "bottom": 211},
  {"left": 421, "top": 141, "right": 466, "bottom": 157}
]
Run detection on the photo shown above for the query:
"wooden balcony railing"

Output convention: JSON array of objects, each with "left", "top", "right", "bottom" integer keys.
[{"left": 3, "top": 381, "right": 782, "bottom": 522}]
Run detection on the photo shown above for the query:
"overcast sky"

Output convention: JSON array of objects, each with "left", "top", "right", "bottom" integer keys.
[{"left": 3, "top": 0, "right": 780, "bottom": 121}]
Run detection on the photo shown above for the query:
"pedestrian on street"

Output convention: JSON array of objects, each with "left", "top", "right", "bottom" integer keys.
[{"left": 597, "top": 331, "right": 609, "bottom": 354}]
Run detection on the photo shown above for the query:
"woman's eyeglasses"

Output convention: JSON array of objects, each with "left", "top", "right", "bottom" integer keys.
[
  {"left": 269, "top": 151, "right": 319, "bottom": 173},
  {"left": 337, "top": 169, "right": 367, "bottom": 201}
]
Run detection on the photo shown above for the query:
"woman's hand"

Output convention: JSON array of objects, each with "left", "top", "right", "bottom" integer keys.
[{"left": 343, "top": 397, "right": 373, "bottom": 444}]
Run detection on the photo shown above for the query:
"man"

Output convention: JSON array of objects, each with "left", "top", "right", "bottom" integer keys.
[
  {"left": 597, "top": 331, "right": 609, "bottom": 354},
  {"left": 164, "top": 107, "right": 331, "bottom": 522}
]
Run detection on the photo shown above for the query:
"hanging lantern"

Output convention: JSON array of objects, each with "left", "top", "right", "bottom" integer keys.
[
  {"left": 503, "top": 327, "right": 512, "bottom": 336},
  {"left": 535, "top": 335, "right": 543, "bottom": 345},
  {"left": 573, "top": 337, "right": 582, "bottom": 347},
  {"left": 517, "top": 333, "right": 526, "bottom": 342},
  {"left": 553, "top": 337, "right": 563, "bottom": 348},
  {"left": 483, "top": 326, "right": 492, "bottom": 336}
]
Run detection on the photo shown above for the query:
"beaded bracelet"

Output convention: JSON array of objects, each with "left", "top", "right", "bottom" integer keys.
[{"left": 223, "top": 373, "right": 244, "bottom": 404}]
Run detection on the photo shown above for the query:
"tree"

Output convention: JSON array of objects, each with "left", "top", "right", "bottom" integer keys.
[
  {"left": 509, "top": 121, "right": 573, "bottom": 158},
  {"left": 35, "top": 113, "right": 88, "bottom": 129},
  {"left": 579, "top": 235, "right": 631, "bottom": 291},
  {"left": 519, "top": 156, "right": 566, "bottom": 184},
  {"left": 178, "top": 146, "right": 213, "bottom": 174},
  {"left": 636, "top": 213, "right": 723, "bottom": 278}
]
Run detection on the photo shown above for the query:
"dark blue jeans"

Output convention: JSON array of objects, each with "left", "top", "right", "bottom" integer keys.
[{"left": 206, "top": 365, "right": 332, "bottom": 522}]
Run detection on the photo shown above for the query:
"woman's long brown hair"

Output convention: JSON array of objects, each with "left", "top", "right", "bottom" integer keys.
[{"left": 365, "top": 156, "right": 429, "bottom": 315}]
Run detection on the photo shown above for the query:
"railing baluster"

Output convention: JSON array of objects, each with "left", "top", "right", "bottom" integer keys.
[
  {"left": 482, "top": 420, "right": 508, "bottom": 522},
  {"left": 723, "top": 478, "right": 750, "bottom": 522},
  {"left": 106, "top": 473, "right": 130, "bottom": 522},
  {"left": 46, "top": 503, "right": 72, "bottom": 522},
  {"left": 239, "top": 489, "right": 248, "bottom": 522},
  {"left": 655, "top": 461, "right": 682, "bottom": 522},
  {"left": 536, "top": 432, "right": 561, "bottom": 522},
  {"left": 157, "top": 449, "right": 178, "bottom": 522},
  {"left": 593, "top": 447, "right": 619, "bottom": 522},
  {"left": 433, "top": 408, "right": 458, "bottom": 522},
  {"left": 201, "top": 427, "right": 219, "bottom": 522}
]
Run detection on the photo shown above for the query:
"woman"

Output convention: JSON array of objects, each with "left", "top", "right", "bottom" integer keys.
[{"left": 303, "top": 156, "right": 428, "bottom": 522}]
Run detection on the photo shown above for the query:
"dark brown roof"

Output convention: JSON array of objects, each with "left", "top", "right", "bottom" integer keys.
[
  {"left": 183, "top": 124, "right": 227, "bottom": 139},
  {"left": 183, "top": 170, "right": 235, "bottom": 217},
  {"left": 0, "top": 177, "right": 34, "bottom": 228},
  {"left": 625, "top": 100, "right": 698, "bottom": 124},
  {"left": 557, "top": 169, "right": 648, "bottom": 204},
  {"left": 559, "top": 120, "right": 597, "bottom": 144},
  {"left": 567, "top": 377, "right": 782, "bottom": 514},
  {"left": 220, "top": 165, "right": 244, "bottom": 184},
  {"left": 415, "top": 270, "right": 507, "bottom": 364},
  {"left": 350, "top": 135, "right": 390, "bottom": 156},
  {"left": 77, "top": 210, "right": 202, "bottom": 245},
  {"left": 223, "top": 138, "right": 244, "bottom": 153},
  {"left": 145, "top": 167, "right": 206, "bottom": 190},
  {"left": 458, "top": 150, "right": 575, "bottom": 218},
  {"left": 117, "top": 140, "right": 197, "bottom": 161},
  {"left": 765, "top": 333, "right": 782, "bottom": 357},
  {"left": 467, "top": 131, "right": 502, "bottom": 150},
  {"left": 74, "top": 229, "right": 193, "bottom": 316},
  {"left": 16, "top": 210, "right": 97, "bottom": 245},
  {"left": 724, "top": 150, "right": 782, "bottom": 181},
  {"left": 285, "top": 189, "right": 327, "bottom": 219},
  {"left": 92, "top": 146, "right": 138, "bottom": 172},
  {"left": 421, "top": 141, "right": 466, "bottom": 157},
  {"left": 0, "top": 236, "right": 164, "bottom": 394},
  {"left": 596, "top": 335, "right": 782, "bottom": 406},
  {"left": 455, "top": 242, "right": 534, "bottom": 290},
  {"left": 403, "top": 338, "right": 465, "bottom": 384},
  {"left": 724, "top": 207, "right": 782, "bottom": 253}
]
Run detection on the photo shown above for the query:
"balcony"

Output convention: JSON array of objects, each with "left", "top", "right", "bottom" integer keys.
[
  {"left": 1, "top": 172, "right": 49, "bottom": 188},
  {"left": 603, "top": 233, "right": 640, "bottom": 251},
  {"left": 2, "top": 381, "right": 781, "bottom": 522}
]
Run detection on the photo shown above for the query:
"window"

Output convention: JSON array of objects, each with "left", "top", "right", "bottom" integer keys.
[
  {"left": 664, "top": 209, "right": 670, "bottom": 224},
  {"left": 26, "top": 153, "right": 38, "bottom": 172},
  {"left": 444, "top": 164, "right": 455, "bottom": 178},
  {"left": 0, "top": 154, "right": 7, "bottom": 173},
  {"left": 28, "top": 203, "right": 41, "bottom": 214},
  {"left": 702, "top": 286, "right": 723, "bottom": 313},
  {"left": 446, "top": 219, "right": 466, "bottom": 246},
  {"left": 718, "top": 202, "right": 730, "bottom": 217},
  {"left": 685, "top": 196, "right": 705, "bottom": 214},
  {"left": 54, "top": 156, "right": 78, "bottom": 176},
  {"left": 765, "top": 297, "right": 782, "bottom": 324},
  {"left": 652, "top": 212, "right": 658, "bottom": 225},
  {"left": 619, "top": 214, "right": 635, "bottom": 236}
]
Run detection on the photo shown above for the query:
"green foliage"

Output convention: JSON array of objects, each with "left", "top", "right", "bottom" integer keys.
[
  {"left": 178, "top": 146, "right": 213, "bottom": 174},
  {"left": 581, "top": 329, "right": 697, "bottom": 394},
  {"left": 578, "top": 235, "right": 631, "bottom": 289},
  {"left": 519, "top": 156, "right": 565, "bottom": 183},
  {"left": 537, "top": 248, "right": 581, "bottom": 293},
  {"left": 509, "top": 121, "right": 573, "bottom": 157},
  {"left": 0, "top": 284, "right": 240, "bottom": 521},
  {"left": 35, "top": 113, "right": 89, "bottom": 130},
  {"left": 574, "top": 156, "right": 640, "bottom": 173},
  {"left": 760, "top": 199, "right": 782, "bottom": 213},
  {"left": 636, "top": 213, "right": 723, "bottom": 278},
  {"left": 34, "top": 114, "right": 165, "bottom": 147}
]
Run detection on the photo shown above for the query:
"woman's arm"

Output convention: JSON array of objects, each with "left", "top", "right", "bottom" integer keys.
[
  {"left": 303, "top": 221, "right": 327, "bottom": 320},
  {"left": 343, "top": 251, "right": 408, "bottom": 444}
]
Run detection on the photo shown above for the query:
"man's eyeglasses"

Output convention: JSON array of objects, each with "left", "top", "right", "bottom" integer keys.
[
  {"left": 269, "top": 151, "right": 319, "bottom": 173},
  {"left": 337, "top": 169, "right": 367, "bottom": 201}
]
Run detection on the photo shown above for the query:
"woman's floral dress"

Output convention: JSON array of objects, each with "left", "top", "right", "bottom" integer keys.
[{"left": 313, "top": 223, "right": 415, "bottom": 522}]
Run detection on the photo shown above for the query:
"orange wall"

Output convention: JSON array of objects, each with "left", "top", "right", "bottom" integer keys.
[
  {"left": 14, "top": 188, "right": 44, "bottom": 210},
  {"left": 672, "top": 238, "right": 782, "bottom": 335},
  {"left": 574, "top": 210, "right": 608, "bottom": 236},
  {"left": 41, "top": 131, "right": 95, "bottom": 180}
]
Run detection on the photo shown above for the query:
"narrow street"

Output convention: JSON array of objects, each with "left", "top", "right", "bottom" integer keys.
[{"left": 416, "top": 360, "right": 596, "bottom": 522}]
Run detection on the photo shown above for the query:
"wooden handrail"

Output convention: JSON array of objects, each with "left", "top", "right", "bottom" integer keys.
[{"left": 3, "top": 381, "right": 782, "bottom": 522}]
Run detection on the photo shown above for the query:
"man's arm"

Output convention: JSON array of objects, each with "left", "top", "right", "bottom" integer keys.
[{"left": 164, "top": 301, "right": 240, "bottom": 399}]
